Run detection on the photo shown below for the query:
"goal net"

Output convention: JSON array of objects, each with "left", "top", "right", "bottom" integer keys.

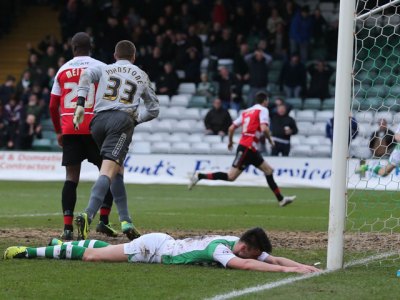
[{"left": 347, "top": 0, "right": 400, "bottom": 266}]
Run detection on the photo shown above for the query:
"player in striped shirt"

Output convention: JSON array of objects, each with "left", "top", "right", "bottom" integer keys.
[
  {"left": 4, "top": 227, "right": 320, "bottom": 274},
  {"left": 49, "top": 32, "right": 116, "bottom": 240},
  {"left": 189, "top": 92, "right": 296, "bottom": 207}
]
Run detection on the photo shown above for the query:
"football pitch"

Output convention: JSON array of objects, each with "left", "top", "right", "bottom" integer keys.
[{"left": 0, "top": 181, "right": 398, "bottom": 299}]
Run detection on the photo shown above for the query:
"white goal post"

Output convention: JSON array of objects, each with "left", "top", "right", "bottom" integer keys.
[
  {"left": 327, "top": 0, "right": 400, "bottom": 270},
  {"left": 327, "top": 0, "right": 356, "bottom": 271}
]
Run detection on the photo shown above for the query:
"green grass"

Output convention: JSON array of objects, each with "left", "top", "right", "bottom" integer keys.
[{"left": 0, "top": 181, "right": 398, "bottom": 299}]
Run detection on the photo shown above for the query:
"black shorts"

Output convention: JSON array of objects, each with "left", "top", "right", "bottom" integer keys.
[
  {"left": 90, "top": 110, "right": 135, "bottom": 165},
  {"left": 62, "top": 134, "right": 102, "bottom": 167},
  {"left": 232, "top": 144, "right": 264, "bottom": 170}
]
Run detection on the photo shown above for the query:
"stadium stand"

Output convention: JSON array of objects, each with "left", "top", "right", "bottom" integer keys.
[{"left": 2, "top": 1, "right": 375, "bottom": 158}]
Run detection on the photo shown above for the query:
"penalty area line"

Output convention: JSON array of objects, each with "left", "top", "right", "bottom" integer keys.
[{"left": 205, "top": 252, "right": 396, "bottom": 300}]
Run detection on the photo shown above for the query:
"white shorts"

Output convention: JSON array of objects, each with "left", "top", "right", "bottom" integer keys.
[
  {"left": 123, "top": 233, "right": 174, "bottom": 263},
  {"left": 389, "top": 148, "right": 400, "bottom": 166}
]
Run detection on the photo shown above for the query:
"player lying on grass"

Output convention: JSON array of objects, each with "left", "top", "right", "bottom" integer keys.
[
  {"left": 357, "top": 125, "right": 400, "bottom": 177},
  {"left": 3, "top": 227, "right": 320, "bottom": 274},
  {"left": 189, "top": 92, "right": 295, "bottom": 207}
]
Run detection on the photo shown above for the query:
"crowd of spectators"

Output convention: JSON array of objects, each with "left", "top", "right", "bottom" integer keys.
[{"left": 0, "top": 0, "right": 341, "bottom": 150}]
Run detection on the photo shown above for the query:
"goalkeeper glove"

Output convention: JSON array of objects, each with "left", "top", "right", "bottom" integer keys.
[{"left": 73, "top": 96, "right": 85, "bottom": 130}]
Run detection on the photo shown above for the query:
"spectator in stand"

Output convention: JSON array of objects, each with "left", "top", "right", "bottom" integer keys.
[
  {"left": 173, "top": 31, "right": 189, "bottom": 70},
  {"left": 26, "top": 53, "right": 44, "bottom": 85},
  {"left": 214, "top": 28, "right": 236, "bottom": 59},
  {"left": 186, "top": 25, "right": 203, "bottom": 54},
  {"left": 196, "top": 73, "right": 217, "bottom": 102},
  {"left": 307, "top": 60, "right": 334, "bottom": 100},
  {"left": 368, "top": 118, "right": 395, "bottom": 158},
  {"left": 58, "top": 0, "right": 80, "bottom": 42},
  {"left": 267, "top": 8, "right": 284, "bottom": 36},
  {"left": 246, "top": 49, "right": 272, "bottom": 107},
  {"left": 16, "top": 71, "right": 32, "bottom": 99},
  {"left": 311, "top": 8, "right": 328, "bottom": 46},
  {"left": 268, "top": 97, "right": 293, "bottom": 115},
  {"left": 40, "top": 45, "right": 59, "bottom": 71},
  {"left": 279, "top": 53, "right": 306, "bottom": 98},
  {"left": 289, "top": 6, "right": 313, "bottom": 62},
  {"left": 0, "top": 104, "right": 7, "bottom": 148},
  {"left": 232, "top": 6, "right": 251, "bottom": 35},
  {"left": 204, "top": 98, "right": 232, "bottom": 136},
  {"left": 280, "top": 0, "right": 297, "bottom": 31},
  {"left": 212, "top": 0, "right": 228, "bottom": 26},
  {"left": 268, "top": 22, "right": 289, "bottom": 60},
  {"left": 270, "top": 104, "right": 298, "bottom": 156},
  {"left": 326, "top": 116, "right": 359, "bottom": 147},
  {"left": 0, "top": 75, "right": 16, "bottom": 105},
  {"left": 25, "top": 94, "right": 42, "bottom": 121},
  {"left": 214, "top": 66, "right": 236, "bottom": 109},
  {"left": 17, "top": 114, "right": 42, "bottom": 150},
  {"left": 184, "top": 47, "right": 201, "bottom": 83},
  {"left": 156, "top": 62, "right": 180, "bottom": 97},
  {"left": 233, "top": 43, "right": 250, "bottom": 84},
  {"left": 4, "top": 97, "right": 23, "bottom": 149},
  {"left": 145, "top": 46, "right": 165, "bottom": 81}
]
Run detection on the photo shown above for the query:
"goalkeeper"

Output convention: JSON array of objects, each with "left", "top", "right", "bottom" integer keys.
[
  {"left": 357, "top": 124, "right": 400, "bottom": 177},
  {"left": 4, "top": 227, "right": 320, "bottom": 274}
]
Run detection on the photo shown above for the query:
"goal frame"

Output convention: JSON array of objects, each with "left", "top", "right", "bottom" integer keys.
[{"left": 326, "top": 0, "right": 356, "bottom": 270}]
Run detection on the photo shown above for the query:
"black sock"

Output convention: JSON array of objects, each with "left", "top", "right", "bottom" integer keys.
[
  {"left": 100, "top": 189, "right": 113, "bottom": 224},
  {"left": 62, "top": 181, "right": 78, "bottom": 231},
  {"left": 198, "top": 172, "right": 229, "bottom": 181},
  {"left": 265, "top": 175, "right": 284, "bottom": 201}
]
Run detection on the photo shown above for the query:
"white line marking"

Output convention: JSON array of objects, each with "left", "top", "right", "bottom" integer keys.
[
  {"left": 205, "top": 252, "right": 396, "bottom": 300},
  {"left": 0, "top": 213, "right": 62, "bottom": 218}
]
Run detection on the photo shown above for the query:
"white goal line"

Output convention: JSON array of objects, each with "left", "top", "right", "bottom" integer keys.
[
  {"left": 356, "top": 0, "right": 400, "bottom": 21},
  {"left": 205, "top": 252, "right": 396, "bottom": 300}
]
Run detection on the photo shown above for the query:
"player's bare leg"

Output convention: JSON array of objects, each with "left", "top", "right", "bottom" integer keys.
[
  {"left": 257, "top": 161, "right": 295, "bottom": 207},
  {"left": 188, "top": 167, "right": 242, "bottom": 190},
  {"left": 82, "top": 244, "right": 127, "bottom": 262}
]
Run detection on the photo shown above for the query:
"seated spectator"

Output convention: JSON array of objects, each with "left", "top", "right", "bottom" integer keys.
[
  {"left": 204, "top": 98, "right": 232, "bottom": 136},
  {"left": 40, "top": 45, "right": 59, "bottom": 70},
  {"left": 17, "top": 114, "right": 42, "bottom": 150},
  {"left": 267, "top": 8, "right": 284, "bottom": 36},
  {"left": 16, "top": 71, "right": 32, "bottom": 99},
  {"left": 4, "top": 97, "right": 23, "bottom": 149},
  {"left": 0, "top": 75, "right": 16, "bottom": 105},
  {"left": 145, "top": 46, "right": 166, "bottom": 81},
  {"left": 156, "top": 62, "right": 180, "bottom": 97},
  {"left": 307, "top": 60, "right": 334, "bottom": 100},
  {"left": 369, "top": 118, "right": 395, "bottom": 158},
  {"left": 270, "top": 104, "right": 298, "bottom": 156},
  {"left": 326, "top": 116, "right": 359, "bottom": 146},
  {"left": 196, "top": 73, "right": 217, "bottom": 102},
  {"left": 279, "top": 53, "right": 306, "bottom": 98}
]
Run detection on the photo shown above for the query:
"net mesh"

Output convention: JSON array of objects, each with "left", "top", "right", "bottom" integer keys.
[{"left": 347, "top": 0, "right": 400, "bottom": 265}]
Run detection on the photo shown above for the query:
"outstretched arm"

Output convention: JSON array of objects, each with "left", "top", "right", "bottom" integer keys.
[
  {"left": 227, "top": 124, "right": 237, "bottom": 151},
  {"left": 227, "top": 257, "right": 319, "bottom": 273},
  {"left": 265, "top": 255, "right": 320, "bottom": 272}
]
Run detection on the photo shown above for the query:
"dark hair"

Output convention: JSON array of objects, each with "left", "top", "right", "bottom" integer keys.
[
  {"left": 115, "top": 40, "right": 136, "bottom": 60},
  {"left": 239, "top": 227, "right": 272, "bottom": 253},
  {"left": 71, "top": 32, "right": 91, "bottom": 55},
  {"left": 255, "top": 92, "right": 269, "bottom": 104}
]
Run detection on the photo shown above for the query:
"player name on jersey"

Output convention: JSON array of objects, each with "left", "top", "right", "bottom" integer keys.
[{"left": 105, "top": 66, "right": 144, "bottom": 84}]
